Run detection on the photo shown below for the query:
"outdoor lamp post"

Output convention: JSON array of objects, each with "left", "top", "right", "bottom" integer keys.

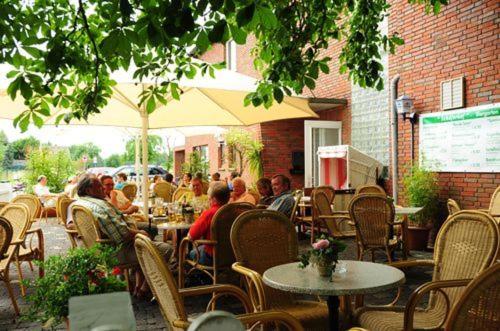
[{"left": 395, "top": 95, "right": 418, "bottom": 164}]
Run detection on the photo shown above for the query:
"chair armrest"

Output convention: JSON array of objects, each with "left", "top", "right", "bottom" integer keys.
[
  {"left": 179, "top": 284, "right": 252, "bottom": 313},
  {"left": 26, "top": 227, "right": 42, "bottom": 234},
  {"left": 10, "top": 239, "right": 24, "bottom": 245},
  {"left": 96, "top": 238, "right": 114, "bottom": 244},
  {"left": 232, "top": 262, "right": 267, "bottom": 311},
  {"left": 65, "top": 229, "right": 79, "bottom": 234},
  {"left": 237, "top": 311, "right": 304, "bottom": 331},
  {"left": 389, "top": 259, "right": 435, "bottom": 269},
  {"left": 404, "top": 279, "right": 470, "bottom": 330},
  {"left": 172, "top": 319, "right": 190, "bottom": 329},
  {"left": 193, "top": 239, "right": 217, "bottom": 246}
]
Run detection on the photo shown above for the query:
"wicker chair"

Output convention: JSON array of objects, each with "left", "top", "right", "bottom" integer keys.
[
  {"left": 173, "top": 187, "right": 192, "bottom": 202},
  {"left": 248, "top": 189, "right": 260, "bottom": 205},
  {"left": 178, "top": 203, "right": 254, "bottom": 288},
  {"left": 314, "top": 191, "right": 355, "bottom": 239},
  {"left": 231, "top": 210, "right": 329, "bottom": 330},
  {"left": 0, "top": 216, "right": 21, "bottom": 315},
  {"left": 122, "top": 183, "right": 138, "bottom": 201},
  {"left": 202, "top": 181, "right": 210, "bottom": 195},
  {"left": 56, "top": 197, "right": 78, "bottom": 248},
  {"left": 355, "top": 210, "right": 499, "bottom": 331},
  {"left": 0, "top": 204, "right": 32, "bottom": 298},
  {"left": 488, "top": 185, "right": 500, "bottom": 223},
  {"left": 355, "top": 184, "right": 386, "bottom": 195},
  {"left": 9, "top": 195, "right": 44, "bottom": 279},
  {"left": 445, "top": 263, "right": 500, "bottom": 331},
  {"left": 348, "top": 194, "right": 405, "bottom": 262},
  {"left": 447, "top": 198, "right": 461, "bottom": 217},
  {"left": 154, "top": 182, "right": 175, "bottom": 202},
  {"left": 289, "top": 190, "right": 303, "bottom": 224},
  {"left": 72, "top": 205, "right": 137, "bottom": 290},
  {"left": 135, "top": 234, "right": 304, "bottom": 330}
]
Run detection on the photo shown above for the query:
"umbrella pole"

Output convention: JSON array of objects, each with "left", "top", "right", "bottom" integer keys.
[
  {"left": 141, "top": 110, "right": 150, "bottom": 227},
  {"left": 135, "top": 133, "right": 141, "bottom": 190}
]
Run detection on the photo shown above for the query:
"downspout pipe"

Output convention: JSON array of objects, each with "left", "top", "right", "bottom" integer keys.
[{"left": 390, "top": 74, "right": 400, "bottom": 203}]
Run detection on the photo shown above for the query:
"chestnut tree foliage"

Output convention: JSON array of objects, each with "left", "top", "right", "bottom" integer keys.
[{"left": 0, "top": 0, "right": 447, "bottom": 131}]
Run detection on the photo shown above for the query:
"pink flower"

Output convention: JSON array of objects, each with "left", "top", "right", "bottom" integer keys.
[{"left": 312, "top": 239, "right": 330, "bottom": 250}]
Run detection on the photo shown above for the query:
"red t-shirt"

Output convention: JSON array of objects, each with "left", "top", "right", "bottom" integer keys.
[{"left": 188, "top": 203, "right": 221, "bottom": 256}]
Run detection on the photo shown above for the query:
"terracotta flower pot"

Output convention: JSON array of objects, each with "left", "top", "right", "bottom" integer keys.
[{"left": 407, "top": 226, "right": 430, "bottom": 251}]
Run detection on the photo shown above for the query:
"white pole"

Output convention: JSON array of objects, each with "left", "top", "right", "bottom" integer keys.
[
  {"left": 141, "top": 110, "right": 149, "bottom": 216},
  {"left": 134, "top": 133, "right": 141, "bottom": 189}
]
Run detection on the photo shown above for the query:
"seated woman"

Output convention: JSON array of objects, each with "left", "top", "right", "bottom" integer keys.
[
  {"left": 229, "top": 178, "right": 256, "bottom": 205},
  {"left": 256, "top": 177, "right": 275, "bottom": 206},
  {"left": 114, "top": 172, "right": 128, "bottom": 190},
  {"left": 187, "top": 183, "right": 230, "bottom": 265},
  {"left": 76, "top": 175, "right": 173, "bottom": 297},
  {"left": 149, "top": 174, "right": 164, "bottom": 191}
]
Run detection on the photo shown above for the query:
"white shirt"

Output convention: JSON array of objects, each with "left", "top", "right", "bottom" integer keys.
[{"left": 34, "top": 183, "right": 51, "bottom": 197}]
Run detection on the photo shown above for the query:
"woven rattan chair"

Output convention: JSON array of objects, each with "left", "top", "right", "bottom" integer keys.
[
  {"left": 202, "top": 181, "right": 209, "bottom": 195},
  {"left": 488, "top": 185, "right": 500, "bottom": 223},
  {"left": 178, "top": 202, "right": 254, "bottom": 288},
  {"left": 348, "top": 194, "right": 405, "bottom": 262},
  {"left": 173, "top": 187, "right": 192, "bottom": 202},
  {"left": 447, "top": 198, "right": 461, "bottom": 217},
  {"left": 0, "top": 203, "right": 32, "bottom": 298},
  {"left": 154, "top": 182, "right": 175, "bottom": 202},
  {"left": 136, "top": 234, "right": 304, "bottom": 330},
  {"left": 355, "top": 184, "right": 386, "bottom": 195},
  {"left": 56, "top": 197, "right": 78, "bottom": 248},
  {"left": 0, "top": 216, "right": 21, "bottom": 315},
  {"left": 355, "top": 210, "right": 499, "bottom": 331},
  {"left": 314, "top": 191, "right": 355, "bottom": 239},
  {"left": 9, "top": 195, "right": 44, "bottom": 279},
  {"left": 445, "top": 263, "right": 500, "bottom": 331},
  {"left": 289, "top": 190, "right": 303, "bottom": 224},
  {"left": 122, "top": 183, "right": 138, "bottom": 201},
  {"left": 231, "top": 210, "right": 329, "bottom": 330},
  {"left": 72, "top": 205, "right": 137, "bottom": 290}
]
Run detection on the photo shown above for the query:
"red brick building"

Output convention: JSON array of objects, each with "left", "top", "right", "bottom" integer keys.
[{"left": 174, "top": 0, "right": 499, "bottom": 209}]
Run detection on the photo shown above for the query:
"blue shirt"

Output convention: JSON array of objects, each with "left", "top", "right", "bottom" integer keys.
[
  {"left": 115, "top": 182, "right": 127, "bottom": 190},
  {"left": 267, "top": 191, "right": 295, "bottom": 218}
]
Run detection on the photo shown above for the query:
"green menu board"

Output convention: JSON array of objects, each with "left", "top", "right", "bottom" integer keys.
[{"left": 419, "top": 103, "right": 500, "bottom": 172}]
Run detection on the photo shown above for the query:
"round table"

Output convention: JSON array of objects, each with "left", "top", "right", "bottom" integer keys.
[
  {"left": 157, "top": 222, "right": 193, "bottom": 230},
  {"left": 263, "top": 261, "right": 405, "bottom": 331}
]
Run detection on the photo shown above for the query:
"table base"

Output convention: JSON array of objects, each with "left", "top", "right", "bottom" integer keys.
[{"left": 327, "top": 295, "right": 340, "bottom": 331}]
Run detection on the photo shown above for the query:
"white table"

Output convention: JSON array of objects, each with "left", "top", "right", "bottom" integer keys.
[
  {"left": 157, "top": 222, "right": 193, "bottom": 230},
  {"left": 263, "top": 261, "right": 405, "bottom": 331}
]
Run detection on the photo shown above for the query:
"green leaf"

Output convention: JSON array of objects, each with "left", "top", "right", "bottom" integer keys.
[
  {"left": 6, "top": 70, "right": 18, "bottom": 79},
  {"left": 273, "top": 87, "right": 284, "bottom": 103},
  {"left": 23, "top": 46, "right": 41, "bottom": 58},
  {"left": 304, "top": 76, "right": 316, "bottom": 90},
  {"left": 257, "top": 7, "right": 278, "bottom": 29},
  {"left": 119, "top": 0, "right": 133, "bottom": 19},
  {"left": 229, "top": 24, "right": 247, "bottom": 44},
  {"left": 319, "top": 62, "right": 330, "bottom": 74},
  {"left": 208, "top": 20, "right": 227, "bottom": 43},
  {"left": 195, "top": 30, "right": 210, "bottom": 53},
  {"left": 146, "top": 97, "right": 156, "bottom": 114},
  {"left": 38, "top": 100, "right": 51, "bottom": 116},
  {"left": 19, "top": 78, "right": 33, "bottom": 100},
  {"left": 19, "top": 115, "right": 30, "bottom": 132},
  {"left": 32, "top": 112, "right": 44, "bottom": 128},
  {"left": 236, "top": 3, "right": 255, "bottom": 28},
  {"left": 170, "top": 83, "right": 180, "bottom": 100}
]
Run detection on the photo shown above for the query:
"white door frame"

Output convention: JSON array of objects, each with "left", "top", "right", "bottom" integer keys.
[{"left": 304, "top": 120, "right": 342, "bottom": 187}]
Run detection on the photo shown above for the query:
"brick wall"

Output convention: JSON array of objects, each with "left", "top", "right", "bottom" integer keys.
[{"left": 389, "top": 0, "right": 500, "bottom": 208}]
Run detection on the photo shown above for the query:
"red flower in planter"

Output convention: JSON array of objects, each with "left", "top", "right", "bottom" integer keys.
[{"left": 112, "top": 267, "right": 122, "bottom": 276}]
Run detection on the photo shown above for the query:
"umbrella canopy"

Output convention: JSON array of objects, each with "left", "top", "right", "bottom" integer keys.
[{"left": 0, "top": 64, "right": 318, "bottom": 214}]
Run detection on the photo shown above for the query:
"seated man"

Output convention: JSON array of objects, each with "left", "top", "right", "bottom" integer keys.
[
  {"left": 187, "top": 183, "right": 230, "bottom": 265},
  {"left": 178, "top": 177, "right": 209, "bottom": 210},
  {"left": 229, "top": 178, "right": 256, "bottom": 205},
  {"left": 165, "top": 173, "right": 177, "bottom": 188},
  {"left": 208, "top": 172, "right": 225, "bottom": 194},
  {"left": 267, "top": 174, "right": 295, "bottom": 218},
  {"left": 33, "top": 175, "right": 58, "bottom": 207},
  {"left": 76, "top": 175, "right": 173, "bottom": 296},
  {"left": 114, "top": 172, "right": 128, "bottom": 190}
]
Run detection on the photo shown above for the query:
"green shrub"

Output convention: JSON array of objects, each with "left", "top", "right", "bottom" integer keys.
[
  {"left": 403, "top": 164, "right": 439, "bottom": 226},
  {"left": 24, "top": 147, "right": 75, "bottom": 193},
  {"left": 23, "top": 244, "right": 126, "bottom": 329},
  {"left": 224, "top": 129, "right": 264, "bottom": 181},
  {"left": 182, "top": 151, "right": 209, "bottom": 179}
]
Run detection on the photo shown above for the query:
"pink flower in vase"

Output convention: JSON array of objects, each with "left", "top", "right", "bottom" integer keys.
[{"left": 312, "top": 239, "right": 330, "bottom": 250}]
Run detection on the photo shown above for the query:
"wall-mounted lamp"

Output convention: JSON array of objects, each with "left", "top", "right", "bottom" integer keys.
[
  {"left": 395, "top": 95, "right": 418, "bottom": 124},
  {"left": 214, "top": 133, "right": 225, "bottom": 145}
]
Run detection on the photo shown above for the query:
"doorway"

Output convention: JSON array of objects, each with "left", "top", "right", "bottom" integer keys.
[{"left": 304, "top": 120, "right": 342, "bottom": 187}]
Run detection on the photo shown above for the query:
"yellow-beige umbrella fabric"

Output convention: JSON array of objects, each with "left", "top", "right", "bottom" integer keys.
[{"left": 0, "top": 65, "right": 318, "bottom": 214}]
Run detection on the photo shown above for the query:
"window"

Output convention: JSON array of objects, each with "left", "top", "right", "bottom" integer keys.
[
  {"left": 193, "top": 145, "right": 209, "bottom": 162},
  {"left": 225, "top": 40, "right": 237, "bottom": 71},
  {"left": 441, "top": 76, "right": 464, "bottom": 110},
  {"left": 218, "top": 142, "right": 225, "bottom": 169}
]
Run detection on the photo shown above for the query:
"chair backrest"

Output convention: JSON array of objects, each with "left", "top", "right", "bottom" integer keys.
[
  {"left": 11, "top": 194, "right": 40, "bottom": 222},
  {"left": 0, "top": 216, "right": 13, "bottom": 259},
  {"left": 446, "top": 199, "right": 461, "bottom": 216},
  {"left": 348, "top": 194, "right": 394, "bottom": 247},
  {"left": 445, "top": 263, "right": 500, "bottom": 331},
  {"left": 154, "top": 182, "right": 174, "bottom": 202},
  {"left": 489, "top": 185, "right": 500, "bottom": 220},
  {"left": 312, "top": 186, "right": 335, "bottom": 204},
  {"left": 57, "top": 197, "right": 74, "bottom": 226},
  {"left": 231, "top": 210, "right": 298, "bottom": 275},
  {"left": 430, "top": 210, "right": 499, "bottom": 311},
  {"left": 355, "top": 184, "right": 386, "bottom": 196},
  {"left": 134, "top": 234, "right": 187, "bottom": 330},
  {"left": 0, "top": 203, "right": 31, "bottom": 243},
  {"left": 202, "top": 181, "right": 209, "bottom": 195},
  {"left": 312, "top": 191, "right": 341, "bottom": 236},
  {"left": 122, "top": 183, "right": 138, "bottom": 201},
  {"left": 173, "top": 187, "right": 192, "bottom": 202},
  {"left": 289, "top": 190, "right": 303, "bottom": 223},
  {"left": 71, "top": 205, "right": 100, "bottom": 248},
  {"left": 247, "top": 189, "right": 260, "bottom": 205},
  {"left": 210, "top": 203, "right": 254, "bottom": 268}
]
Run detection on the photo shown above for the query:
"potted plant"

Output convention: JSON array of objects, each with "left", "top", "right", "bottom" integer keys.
[
  {"left": 23, "top": 244, "right": 126, "bottom": 330},
  {"left": 299, "top": 235, "right": 347, "bottom": 278},
  {"left": 403, "top": 164, "right": 439, "bottom": 251}
]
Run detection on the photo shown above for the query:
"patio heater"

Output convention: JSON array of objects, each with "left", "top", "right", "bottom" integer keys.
[{"left": 395, "top": 95, "right": 418, "bottom": 165}]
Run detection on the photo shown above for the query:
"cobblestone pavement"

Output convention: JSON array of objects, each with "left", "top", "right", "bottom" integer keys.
[{"left": 0, "top": 219, "right": 432, "bottom": 330}]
